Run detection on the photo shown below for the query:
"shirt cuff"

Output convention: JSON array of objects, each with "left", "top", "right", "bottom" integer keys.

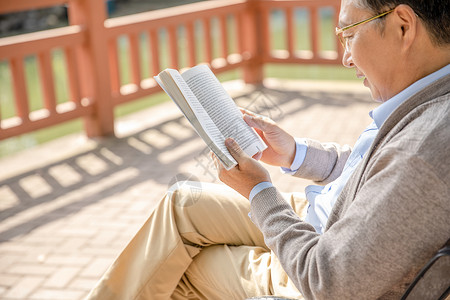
[
  {"left": 280, "top": 138, "right": 308, "bottom": 175},
  {"left": 249, "top": 181, "right": 274, "bottom": 203}
]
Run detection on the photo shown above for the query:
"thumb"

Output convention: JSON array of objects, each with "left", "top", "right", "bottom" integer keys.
[{"left": 225, "top": 138, "right": 248, "bottom": 163}]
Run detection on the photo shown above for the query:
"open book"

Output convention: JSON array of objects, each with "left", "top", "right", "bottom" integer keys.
[{"left": 154, "top": 64, "right": 267, "bottom": 170}]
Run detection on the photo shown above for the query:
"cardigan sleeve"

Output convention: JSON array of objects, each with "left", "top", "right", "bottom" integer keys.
[
  {"left": 293, "top": 139, "right": 351, "bottom": 185},
  {"left": 250, "top": 149, "right": 450, "bottom": 299}
]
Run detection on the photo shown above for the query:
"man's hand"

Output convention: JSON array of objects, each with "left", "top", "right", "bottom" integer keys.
[
  {"left": 213, "top": 138, "right": 271, "bottom": 199},
  {"left": 241, "top": 109, "right": 296, "bottom": 169}
]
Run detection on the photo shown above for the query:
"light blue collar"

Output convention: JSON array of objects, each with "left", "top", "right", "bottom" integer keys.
[{"left": 369, "top": 64, "right": 450, "bottom": 129}]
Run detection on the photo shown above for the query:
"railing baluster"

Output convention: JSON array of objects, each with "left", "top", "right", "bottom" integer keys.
[
  {"left": 149, "top": 29, "right": 160, "bottom": 75},
  {"left": 333, "top": 5, "right": 343, "bottom": 60},
  {"left": 10, "top": 57, "right": 30, "bottom": 122},
  {"left": 168, "top": 26, "right": 178, "bottom": 69},
  {"left": 236, "top": 12, "right": 244, "bottom": 55},
  {"left": 219, "top": 14, "right": 228, "bottom": 59},
  {"left": 286, "top": 7, "right": 295, "bottom": 57},
  {"left": 0, "top": 0, "right": 344, "bottom": 140},
  {"left": 203, "top": 18, "right": 212, "bottom": 63},
  {"left": 38, "top": 50, "right": 57, "bottom": 114},
  {"left": 129, "top": 32, "right": 141, "bottom": 87},
  {"left": 64, "top": 46, "right": 81, "bottom": 106},
  {"left": 310, "top": 7, "right": 319, "bottom": 58},
  {"left": 261, "top": 8, "right": 270, "bottom": 60},
  {"left": 186, "top": 22, "right": 196, "bottom": 67},
  {"left": 108, "top": 38, "right": 121, "bottom": 94}
]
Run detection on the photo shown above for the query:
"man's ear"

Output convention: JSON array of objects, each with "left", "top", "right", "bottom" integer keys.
[{"left": 393, "top": 4, "right": 418, "bottom": 51}]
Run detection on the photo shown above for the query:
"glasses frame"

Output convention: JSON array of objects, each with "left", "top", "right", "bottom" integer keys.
[{"left": 335, "top": 8, "right": 395, "bottom": 51}]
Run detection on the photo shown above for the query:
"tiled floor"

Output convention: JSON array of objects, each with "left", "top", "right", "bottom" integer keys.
[{"left": 0, "top": 78, "right": 376, "bottom": 299}]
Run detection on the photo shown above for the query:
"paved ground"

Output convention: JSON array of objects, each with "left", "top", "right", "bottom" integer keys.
[{"left": 0, "top": 78, "right": 376, "bottom": 299}]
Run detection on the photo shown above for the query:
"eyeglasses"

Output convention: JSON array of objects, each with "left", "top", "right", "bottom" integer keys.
[{"left": 335, "top": 8, "right": 395, "bottom": 52}]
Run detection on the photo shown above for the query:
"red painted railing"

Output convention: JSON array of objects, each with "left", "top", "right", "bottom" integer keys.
[{"left": 0, "top": 0, "right": 341, "bottom": 140}]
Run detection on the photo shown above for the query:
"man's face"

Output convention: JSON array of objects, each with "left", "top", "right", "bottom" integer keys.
[{"left": 339, "top": 0, "right": 401, "bottom": 102}]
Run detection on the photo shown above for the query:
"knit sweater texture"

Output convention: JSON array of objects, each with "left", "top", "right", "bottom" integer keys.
[{"left": 250, "top": 74, "right": 450, "bottom": 299}]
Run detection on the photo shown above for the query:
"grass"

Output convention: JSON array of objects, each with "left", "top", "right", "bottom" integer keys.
[{"left": 0, "top": 11, "right": 357, "bottom": 158}]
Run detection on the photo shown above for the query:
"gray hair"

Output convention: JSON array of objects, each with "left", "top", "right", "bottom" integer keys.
[{"left": 354, "top": 0, "right": 450, "bottom": 45}]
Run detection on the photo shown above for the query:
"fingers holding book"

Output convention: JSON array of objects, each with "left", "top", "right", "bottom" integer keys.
[
  {"left": 240, "top": 110, "right": 296, "bottom": 169},
  {"left": 211, "top": 138, "right": 271, "bottom": 199}
]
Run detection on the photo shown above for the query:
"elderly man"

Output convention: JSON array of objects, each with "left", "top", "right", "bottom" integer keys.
[{"left": 88, "top": 0, "right": 449, "bottom": 299}]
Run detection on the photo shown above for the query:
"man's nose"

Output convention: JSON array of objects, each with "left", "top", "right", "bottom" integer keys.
[{"left": 342, "top": 49, "right": 354, "bottom": 68}]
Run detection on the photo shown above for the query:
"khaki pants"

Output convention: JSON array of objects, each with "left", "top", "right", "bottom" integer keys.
[{"left": 87, "top": 181, "right": 308, "bottom": 300}]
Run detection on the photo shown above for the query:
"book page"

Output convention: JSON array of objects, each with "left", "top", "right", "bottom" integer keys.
[
  {"left": 155, "top": 70, "right": 237, "bottom": 169},
  {"left": 182, "top": 65, "right": 267, "bottom": 157}
]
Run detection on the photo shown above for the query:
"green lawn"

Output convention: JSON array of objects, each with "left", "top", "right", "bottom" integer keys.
[{"left": 0, "top": 11, "right": 357, "bottom": 158}]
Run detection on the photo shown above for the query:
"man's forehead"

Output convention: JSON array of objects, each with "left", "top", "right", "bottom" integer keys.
[{"left": 339, "top": 0, "right": 364, "bottom": 26}]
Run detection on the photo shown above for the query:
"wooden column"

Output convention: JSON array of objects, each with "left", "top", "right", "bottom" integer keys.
[
  {"left": 241, "top": 0, "right": 264, "bottom": 84},
  {"left": 68, "top": 0, "right": 114, "bottom": 137}
]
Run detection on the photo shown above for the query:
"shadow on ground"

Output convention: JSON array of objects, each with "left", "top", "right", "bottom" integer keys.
[{"left": 0, "top": 85, "right": 371, "bottom": 242}]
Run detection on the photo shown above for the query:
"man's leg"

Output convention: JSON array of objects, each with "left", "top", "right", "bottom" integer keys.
[
  {"left": 171, "top": 192, "right": 309, "bottom": 300},
  {"left": 86, "top": 181, "right": 266, "bottom": 300}
]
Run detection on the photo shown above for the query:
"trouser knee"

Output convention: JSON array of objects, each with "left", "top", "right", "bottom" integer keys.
[{"left": 167, "top": 180, "right": 204, "bottom": 208}]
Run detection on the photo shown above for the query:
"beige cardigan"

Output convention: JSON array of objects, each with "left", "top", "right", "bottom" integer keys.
[{"left": 250, "top": 74, "right": 450, "bottom": 299}]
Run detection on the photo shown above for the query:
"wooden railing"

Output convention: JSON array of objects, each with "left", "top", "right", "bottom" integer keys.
[{"left": 0, "top": 0, "right": 341, "bottom": 140}]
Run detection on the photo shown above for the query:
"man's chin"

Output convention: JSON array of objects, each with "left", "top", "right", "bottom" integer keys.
[{"left": 366, "top": 81, "right": 383, "bottom": 102}]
